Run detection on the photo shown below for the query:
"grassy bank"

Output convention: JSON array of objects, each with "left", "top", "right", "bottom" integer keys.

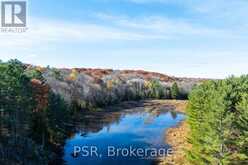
[{"left": 159, "top": 100, "right": 190, "bottom": 165}]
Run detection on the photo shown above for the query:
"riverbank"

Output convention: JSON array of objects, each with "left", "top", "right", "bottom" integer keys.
[{"left": 159, "top": 100, "right": 190, "bottom": 165}]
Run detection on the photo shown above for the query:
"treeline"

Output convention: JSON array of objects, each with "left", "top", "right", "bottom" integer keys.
[
  {"left": 187, "top": 76, "right": 248, "bottom": 164},
  {"left": 45, "top": 67, "right": 188, "bottom": 110},
  {"left": 0, "top": 60, "right": 74, "bottom": 165},
  {"left": 84, "top": 80, "right": 184, "bottom": 109}
]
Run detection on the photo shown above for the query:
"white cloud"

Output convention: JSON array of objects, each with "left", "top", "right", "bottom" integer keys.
[
  {"left": 0, "top": 17, "right": 172, "bottom": 50},
  {"left": 119, "top": 0, "right": 248, "bottom": 24},
  {"left": 1, "top": 6, "right": 247, "bottom": 52},
  {"left": 95, "top": 13, "right": 246, "bottom": 39}
]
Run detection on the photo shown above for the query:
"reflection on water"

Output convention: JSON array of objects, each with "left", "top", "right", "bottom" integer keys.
[{"left": 63, "top": 105, "right": 185, "bottom": 165}]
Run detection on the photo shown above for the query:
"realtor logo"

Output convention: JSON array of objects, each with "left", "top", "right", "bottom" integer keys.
[{"left": 1, "top": 1, "right": 26, "bottom": 27}]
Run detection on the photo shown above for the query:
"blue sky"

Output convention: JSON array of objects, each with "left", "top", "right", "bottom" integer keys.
[{"left": 1, "top": 0, "right": 248, "bottom": 78}]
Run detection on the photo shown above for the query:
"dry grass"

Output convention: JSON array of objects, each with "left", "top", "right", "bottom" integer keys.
[
  {"left": 145, "top": 100, "right": 188, "bottom": 113},
  {"left": 159, "top": 100, "right": 191, "bottom": 165}
]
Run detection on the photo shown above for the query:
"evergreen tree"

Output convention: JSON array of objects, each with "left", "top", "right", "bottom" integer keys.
[
  {"left": 171, "top": 82, "right": 180, "bottom": 99},
  {"left": 187, "top": 77, "right": 248, "bottom": 164}
]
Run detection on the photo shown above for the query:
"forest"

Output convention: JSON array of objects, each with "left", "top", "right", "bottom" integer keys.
[
  {"left": 187, "top": 77, "right": 248, "bottom": 164},
  {"left": 0, "top": 59, "right": 75, "bottom": 164}
]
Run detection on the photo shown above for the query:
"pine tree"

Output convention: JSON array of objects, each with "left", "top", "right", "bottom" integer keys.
[
  {"left": 187, "top": 77, "right": 248, "bottom": 164},
  {"left": 171, "top": 82, "right": 179, "bottom": 99}
]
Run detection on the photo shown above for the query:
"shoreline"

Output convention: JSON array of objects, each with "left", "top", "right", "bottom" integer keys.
[{"left": 159, "top": 100, "right": 190, "bottom": 165}]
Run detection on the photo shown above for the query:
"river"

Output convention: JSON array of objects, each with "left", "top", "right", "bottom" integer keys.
[{"left": 63, "top": 101, "right": 185, "bottom": 165}]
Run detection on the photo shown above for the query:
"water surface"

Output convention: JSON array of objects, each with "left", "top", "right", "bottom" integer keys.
[{"left": 63, "top": 104, "right": 185, "bottom": 165}]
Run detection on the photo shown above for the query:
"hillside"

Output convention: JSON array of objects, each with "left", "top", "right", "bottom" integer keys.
[{"left": 26, "top": 66, "right": 203, "bottom": 109}]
